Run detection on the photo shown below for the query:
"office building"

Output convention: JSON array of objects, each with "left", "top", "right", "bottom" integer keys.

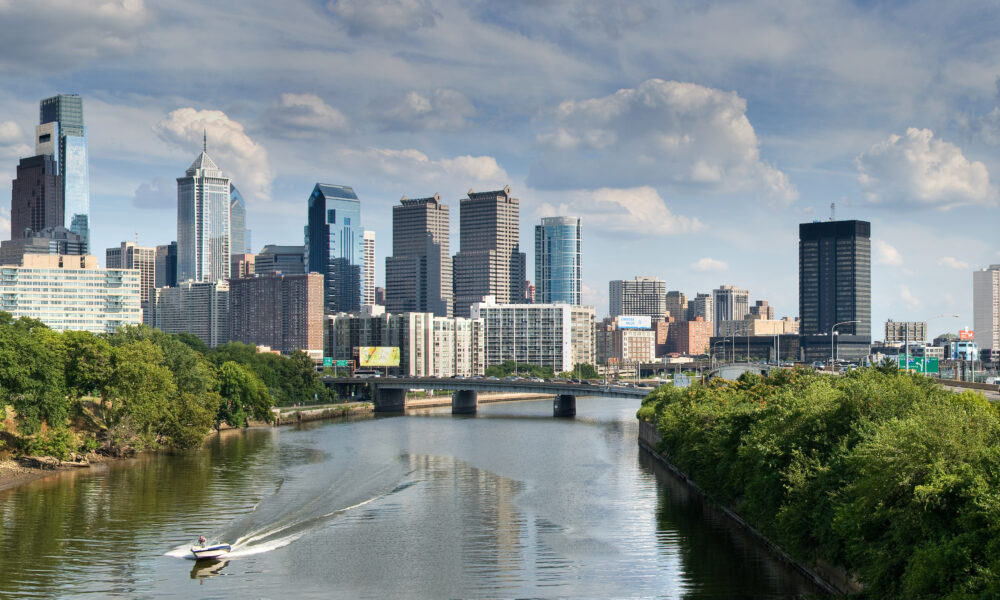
[
  {"left": 153, "top": 280, "right": 229, "bottom": 348},
  {"left": 799, "top": 219, "right": 871, "bottom": 361},
  {"left": 11, "top": 154, "right": 63, "bottom": 238},
  {"left": 670, "top": 316, "right": 713, "bottom": 356},
  {"left": 326, "top": 308, "right": 485, "bottom": 377},
  {"left": 155, "top": 242, "right": 178, "bottom": 288},
  {"left": 0, "top": 254, "right": 140, "bottom": 333},
  {"left": 385, "top": 194, "right": 452, "bottom": 317},
  {"left": 306, "top": 183, "right": 364, "bottom": 313},
  {"left": 177, "top": 141, "right": 231, "bottom": 283},
  {"left": 690, "top": 292, "right": 713, "bottom": 322},
  {"left": 363, "top": 230, "right": 375, "bottom": 307},
  {"left": 712, "top": 285, "right": 750, "bottom": 336},
  {"left": 230, "top": 184, "right": 251, "bottom": 254},
  {"left": 973, "top": 265, "right": 1000, "bottom": 352},
  {"left": 256, "top": 245, "right": 305, "bottom": 275},
  {"left": 39, "top": 94, "right": 90, "bottom": 250},
  {"left": 594, "top": 316, "right": 656, "bottom": 363},
  {"left": 534, "top": 216, "right": 582, "bottom": 305},
  {"left": 884, "top": 320, "right": 927, "bottom": 346},
  {"left": 231, "top": 253, "right": 255, "bottom": 279},
  {"left": 228, "top": 272, "right": 324, "bottom": 358},
  {"left": 106, "top": 242, "right": 156, "bottom": 325},
  {"left": 609, "top": 276, "right": 667, "bottom": 319},
  {"left": 665, "top": 291, "right": 688, "bottom": 322},
  {"left": 749, "top": 300, "right": 774, "bottom": 320},
  {"left": 470, "top": 298, "right": 595, "bottom": 373},
  {"left": 0, "top": 227, "right": 85, "bottom": 264},
  {"left": 452, "top": 186, "right": 526, "bottom": 317},
  {"left": 375, "top": 286, "right": 385, "bottom": 306}
]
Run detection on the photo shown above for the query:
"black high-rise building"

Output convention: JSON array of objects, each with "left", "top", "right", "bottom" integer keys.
[
  {"left": 11, "top": 154, "right": 63, "bottom": 238},
  {"left": 156, "top": 242, "right": 178, "bottom": 288},
  {"left": 799, "top": 219, "right": 871, "bottom": 361},
  {"left": 385, "top": 194, "right": 452, "bottom": 317}
]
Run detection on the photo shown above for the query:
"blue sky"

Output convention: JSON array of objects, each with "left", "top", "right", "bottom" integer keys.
[{"left": 2, "top": 0, "right": 999, "bottom": 339}]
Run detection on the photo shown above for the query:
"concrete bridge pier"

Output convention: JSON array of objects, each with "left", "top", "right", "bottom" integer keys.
[
  {"left": 452, "top": 390, "right": 478, "bottom": 414},
  {"left": 553, "top": 394, "right": 576, "bottom": 417},
  {"left": 374, "top": 387, "right": 406, "bottom": 412}
]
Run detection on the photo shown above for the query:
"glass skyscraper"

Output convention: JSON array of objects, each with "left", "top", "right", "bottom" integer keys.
[
  {"left": 230, "top": 184, "right": 251, "bottom": 254},
  {"left": 176, "top": 148, "right": 231, "bottom": 283},
  {"left": 39, "top": 94, "right": 90, "bottom": 251},
  {"left": 305, "top": 183, "right": 364, "bottom": 313},
  {"left": 534, "top": 216, "right": 582, "bottom": 305}
]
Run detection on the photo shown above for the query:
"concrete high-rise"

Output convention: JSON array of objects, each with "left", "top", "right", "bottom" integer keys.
[
  {"left": 0, "top": 227, "right": 85, "bottom": 264},
  {"left": 256, "top": 245, "right": 305, "bottom": 275},
  {"left": 39, "top": 94, "right": 90, "bottom": 250},
  {"left": 452, "top": 186, "right": 525, "bottom": 318},
  {"left": 609, "top": 276, "right": 666, "bottom": 319},
  {"left": 973, "top": 265, "right": 1000, "bottom": 352},
  {"left": 177, "top": 142, "right": 231, "bottom": 283},
  {"left": 228, "top": 272, "right": 324, "bottom": 358},
  {"left": 799, "top": 219, "right": 871, "bottom": 361},
  {"left": 363, "top": 230, "right": 375, "bottom": 307},
  {"left": 665, "top": 291, "right": 688, "bottom": 322},
  {"left": 11, "top": 155, "right": 63, "bottom": 238},
  {"left": 690, "top": 292, "right": 713, "bottom": 322},
  {"left": 712, "top": 285, "right": 750, "bottom": 336},
  {"left": 306, "top": 184, "right": 364, "bottom": 313},
  {"left": 534, "top": 216, "right": 582, "bottom": 305},
  {"left": 385, "top": 194, "right": 452, "bottom": 317},
  {"left": 153, "top": 280, "right": 229, "bottom": 348},
  {"left": 106, "top": 241, "right": 156, "bottom": 324},
  {"left": 229, "top": 184, "right": 251, "bottom": 254}
]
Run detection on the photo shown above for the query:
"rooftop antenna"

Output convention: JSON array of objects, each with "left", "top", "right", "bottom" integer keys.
[{"left": 830, "top": 202, "right": 836, "bottom": 221}]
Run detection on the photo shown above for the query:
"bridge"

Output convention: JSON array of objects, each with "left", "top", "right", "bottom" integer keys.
[
  {"left": 322, "top": 376, "right": 650, "bottom": 416},
  {"left": 703, "top": 362, "right": 775, "bottom": 381}
]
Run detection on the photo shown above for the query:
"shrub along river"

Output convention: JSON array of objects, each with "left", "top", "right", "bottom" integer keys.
[{"left": 0, "top": 397, "right": 825, "bottom": 598}]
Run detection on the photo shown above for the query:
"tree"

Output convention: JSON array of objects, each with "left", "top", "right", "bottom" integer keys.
[
  {"left": 0, "top": 318, "right": 68, "bottom": 435},
  {"left": 103, "top": 340, "right": 175, "bottom": 449},
  {"left": 62, "top": 330, "right": 113, "bottom": 400},
  {"left": 216, "top": 361, "right": 273, "bottom": 428}
]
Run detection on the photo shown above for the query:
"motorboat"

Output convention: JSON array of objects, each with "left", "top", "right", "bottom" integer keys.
[{"left": 191, "top": 542, "right": 232, "bottom": 560}]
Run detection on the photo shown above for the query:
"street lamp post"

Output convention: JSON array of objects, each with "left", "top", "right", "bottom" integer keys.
[
  {"left": 713, "top": 340, "right": 725, "bottom": 368},
  {"left": 831, "top": 320, "right": 860, "bottom": 369}
]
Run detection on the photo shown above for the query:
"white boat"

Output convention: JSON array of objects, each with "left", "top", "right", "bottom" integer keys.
[{"left": 191, "top": 543, "right": 232, "bottom": 560}]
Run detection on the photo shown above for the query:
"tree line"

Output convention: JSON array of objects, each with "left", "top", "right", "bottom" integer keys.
[
  {"left": 637, "top": 364, "right": 1000, "bottom": 599},
  {"left": 0, "top": 314, "right": 332, "bottom": 459}
]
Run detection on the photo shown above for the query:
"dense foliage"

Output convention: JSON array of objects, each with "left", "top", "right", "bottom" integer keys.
[
  {"left": 485, "top": 360, "right": 555, "bottom": 379},
  {"left": 0, "top": 316, "right": 332, "bottom": 457},
  {"left": 638, "top": 367, "right": 1000, "bottom": 599}
]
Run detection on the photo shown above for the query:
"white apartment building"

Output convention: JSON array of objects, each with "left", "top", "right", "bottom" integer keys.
[
  {"left": 106, "top": 241, "right": 155, "bottom": 325},
  {"left": 973, "top": 265, "right": 1000, "bottom": 351},
  {"left": 0, "top": 254, "right": 141, "bottom": 333},
  {"left": 470, "top": 298, "right": 595, "bottom": 373},
  {"left": 153, "top": 280, "right": 229, "bottom": 348}
]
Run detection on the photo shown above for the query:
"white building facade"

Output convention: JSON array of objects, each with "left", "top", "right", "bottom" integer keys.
[
  {"left": 177, "top": 147, "right": 231, "bottom": 283},
  {"left": 973, "top": 265, "right": 1000, "bottom": 352},
  {"left": 153, "top": 279, "right": 229, "bottom": 347}
]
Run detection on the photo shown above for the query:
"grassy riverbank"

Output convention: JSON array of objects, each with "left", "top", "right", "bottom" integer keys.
[{"left": 638, "top": 365, "right": 1000, "bottom": 599}]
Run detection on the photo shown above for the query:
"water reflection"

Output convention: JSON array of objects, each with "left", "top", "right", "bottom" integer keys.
[{"left": 190, "top": 559, "right": 229, "bottom": 579}]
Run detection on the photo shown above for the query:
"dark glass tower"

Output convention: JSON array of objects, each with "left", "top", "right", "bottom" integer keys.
[
  {"left": 11, "top": 154, "right": 63, "bottom": 238},
  {"left": 799, "top": 219, "right": 871, "bottom": 338},
  {"left": 385, "top": 194, "right": 452, "bottom": 317},
  {"left": 39, "top": 94, "right": 89, "bottom": 251},
  {"left": 230, "top": 184, "right": 251, "bottom": 254},
  {"left": 306, "top": 183, "right": 363, "bottom": 313}
]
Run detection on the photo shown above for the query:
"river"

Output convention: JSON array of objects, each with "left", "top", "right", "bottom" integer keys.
[{"left": 0, "top": 397, "right": 825, "bottom": 598}]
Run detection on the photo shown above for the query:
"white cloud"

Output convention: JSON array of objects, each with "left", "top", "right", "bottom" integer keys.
[
  {"left": 262, "top": 93, "right": 350, "bottom": 138},
  {"left": 874, "top": 240, "right": 903, "bottom": 267},
  {"left": 337, "top": 147, "right": 507, "bottom": 185},
  {"left": 0, "top": 206, "right": 9, "bottom": 241},
  {"left": 691, "top": 257, "right": 728, "bottom": 272},
  {"left": 154, "top": 108, "right": 273, "bottom": 203},
  {"left": 856, "top": 128, "right": 996, "bottom": 209},
  {"left": 327, "top": 0, "right": 439, "bottom": 36},
  {"left": 375, "top": 89, "right": 475, "bottom": 131},
  {"left": 937, "top": 256, "right": 970, "bottom": 270},
  {"left": 536, "top": 186, "right": 703, "bottom": 237},
  {"left": 133, "top": 177, "right": 175, "bottom": 210},
  {"left": 0, "top": 120, "right": 22, "bottom": 144},
  {"left": 530, "top": 79, "right": 797, "bottom": 203},
  {"left": 899, "top": 284, "right": 921, "bottom": 310},
  {"left": 0, "top": 0, "right": 151, "bottom": 73}
]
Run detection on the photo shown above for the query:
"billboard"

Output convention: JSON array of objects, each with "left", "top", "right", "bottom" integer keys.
[
  {"left": 960, "top": 329, "right": 974, "bottom": 340},
  {"left": 358, "top": 346, "right": 400, "bottom": 367},
  {"left": 617, "top": 315, "right": 652, "bottom": 330}
]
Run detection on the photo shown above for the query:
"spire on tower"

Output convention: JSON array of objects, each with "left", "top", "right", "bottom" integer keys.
[{"left": 203, "top": 129, "right": 207, "bottom": 153}]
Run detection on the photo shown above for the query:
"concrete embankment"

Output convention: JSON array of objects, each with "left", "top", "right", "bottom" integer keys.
[
  {"left": 638, "top": 421, "right": 861, "bottom": 596},
  {"left": 272, "top": 402, "right": 373, "bottom": 425}
]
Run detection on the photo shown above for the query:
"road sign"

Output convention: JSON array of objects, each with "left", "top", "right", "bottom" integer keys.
[
  {"left": 898, "top": 356, "right": 939, "bottom": 373},
  {"left": 323, "top": 357, "right": 333, "bottom": 367},
  {"left": 674, "top": 373, "right": 691, "bottom": 388},
  {"left": 335, "top": 360, "right": 349, "bottom": 367}
]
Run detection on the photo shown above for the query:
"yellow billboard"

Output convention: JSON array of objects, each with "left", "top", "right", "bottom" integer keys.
[{"left": 358, "top": 346, "right": 400, "bottom": 367}]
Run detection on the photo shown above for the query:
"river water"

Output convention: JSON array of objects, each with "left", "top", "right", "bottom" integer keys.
[{"left": 0, "top": 397, "right": 825, "bottom": 598}]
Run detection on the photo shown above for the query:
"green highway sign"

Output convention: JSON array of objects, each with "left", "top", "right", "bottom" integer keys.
[
  {"left": 898, "top": 356, "right": 939, "bottom": 374},
  {"left": 336, "top": 360, "right": 349, "bottom": 367},
  {"left": 323, "top": 357, "right": 333, "bottom": 367}
]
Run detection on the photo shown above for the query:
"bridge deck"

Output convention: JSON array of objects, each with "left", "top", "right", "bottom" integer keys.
[{"left": 322, "top": 376, "right": 651, "bottom": 399}]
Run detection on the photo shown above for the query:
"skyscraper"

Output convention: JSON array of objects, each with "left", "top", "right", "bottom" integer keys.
[
  {"left": 665, "top": 291, "right": 688, "bottom": 322},
  {"left": 385, "top": 194, "right": 452, "bottom": 316},
  {"left": 799, "top": 219, "right": 871, "bottom": 361},
  {"left": 534, "top": 216, "right": 582, "bottom": 305},
  {"left": 39, "top": 94, "right": 90, "bottom": 250},
  {"left": 155, "top": 242, "right": 178, "bottom": 288},
  {"left": 452, "top": 186, "right": 525, "bottom": 317},
  {"left": 712, "top": 285, "right": 750, "bottom": 336},
  {"left": 11, "top": 154, "right": 63, "bottom": 237},
  {"left": 973, "top": 265, "right": 1000, "bottom": 352},
  {"left": 305, "top": 183, "right": 364, "bottom": 313},
  {"left": 609, "top": 276, "right": 666, "bottom": 319},
  {"left": 106, "top": 241, "right": 156, "bottom": 325},
  {"left": 363, "top": 230, "right": 375, "bottom": 307},
  {"left": 229, "top": 184, "right": 251, "bottom": 254},
  {"left": 177, "top": 140, "right": 231, "bottom": 283}
]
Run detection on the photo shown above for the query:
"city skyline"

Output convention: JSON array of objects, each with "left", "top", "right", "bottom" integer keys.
[{"left": 0, "top": 2, "right": 998, "bottom": 337}]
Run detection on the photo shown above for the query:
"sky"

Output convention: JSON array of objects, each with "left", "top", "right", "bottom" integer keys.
[{"left": 1, "top": 0, "right": 999, "bottom": 339}]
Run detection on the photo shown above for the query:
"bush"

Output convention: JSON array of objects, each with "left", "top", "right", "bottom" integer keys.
[{"left": 23, "top": 428, "right": 76, "bottom": 461}]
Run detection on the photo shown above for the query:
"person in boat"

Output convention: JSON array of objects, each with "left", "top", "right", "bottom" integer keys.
[{"left": 198, "top": 535, "right": 206, "bottom": 546}]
